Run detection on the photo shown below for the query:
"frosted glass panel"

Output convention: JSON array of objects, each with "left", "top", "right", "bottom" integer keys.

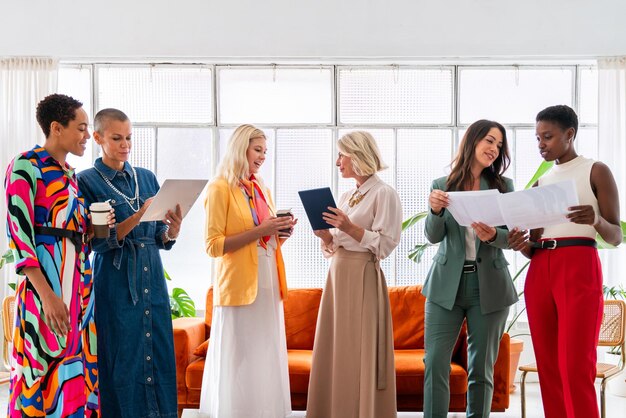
[
  {"left": 579, "top": 67, "right": 598, "bottom": 124},
  {"left": 218, "top": 67, "right": 333, "bottom": 124},
  {"left": 97, "top": 65, "right": 213, "bottom": 124},
  {"left": 274, "top": 129, "right": 333, "bottom": 288},
  {"left": 396, "top": 129, "right": 453, "bottom": 286},
  {"left": 339, "top": 67, "right": 453, "bottom": 124},
  {"left": 514, "top": 129, "right": 545, "bottom": 191},
  {"left": 157, "top": 128, "right": 213, "bottom": 309},
  {"left": 127, "top": 127, "right": 155, "bottom": 172},
  {"left": 459, "top": 67, "right": 574, "bottom": 124}
]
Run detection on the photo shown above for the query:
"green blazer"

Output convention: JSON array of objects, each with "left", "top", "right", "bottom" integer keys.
[{"left": 422, "top": 175, "right": 518, "bottom": 314}]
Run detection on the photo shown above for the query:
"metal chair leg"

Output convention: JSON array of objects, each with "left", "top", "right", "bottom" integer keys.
[
  {"left": 600, "top": 378, "right": 606, "bottom": 418},
  {"left": 520, "top": 370, "right": 528, "bottom": 418}
]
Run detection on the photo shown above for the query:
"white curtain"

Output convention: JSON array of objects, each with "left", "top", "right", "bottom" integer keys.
[
  {"left": 598, "top": 57, "right": 626, "bottom": 288},
  {"left": 0, "top": 57, "right": 58, "bottom": 299}
]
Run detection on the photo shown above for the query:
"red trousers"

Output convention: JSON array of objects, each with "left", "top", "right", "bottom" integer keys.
[{"left": 525, "top": 238, "right": 603, "bottom": 418}]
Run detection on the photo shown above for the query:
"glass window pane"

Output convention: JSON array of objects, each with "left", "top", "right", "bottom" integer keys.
[
  {"left": 157, "top": 127, "right": 213, "bottom": 309},
  {"left": 576, "top": 127, "right": 598, "bottom": 160},
  {"left": 338, "top": 67, "right": 453, "bottom": 125},
  {"left": 58, "top": 65, "right": 92, "bottom": 118},
  {"left": 513, "top": 129, "right": 545, "bottom": 191},
  {"left": 579, "top": 67, "right": 598, "bottom": 124},
  {"left": 97, "top": 65, "right": 213, "bottom": 124},
  {"left": 396, "top": 129, "right": 453, "bottom": 286},
  {"left": 218, "top": 67, "right": 333, "bottom": 124},
  {"left": 459, "top": 67, "right": 574, "bottom": 124},
  {"left": 274, "top": 129, "right": 333, "bottom": 288}
]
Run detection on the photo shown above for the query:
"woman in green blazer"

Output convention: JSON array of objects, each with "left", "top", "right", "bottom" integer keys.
[{"left": 422, "top": 119, "right": 518, "bottom": 418}]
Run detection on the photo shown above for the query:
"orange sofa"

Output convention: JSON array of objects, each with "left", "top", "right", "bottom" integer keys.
[{"left": 173, "top": 285, "right": 510, "bottom": 413}]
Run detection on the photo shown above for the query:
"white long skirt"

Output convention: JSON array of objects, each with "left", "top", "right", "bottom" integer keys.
[{"left": 199, "top": 242, "right": 292, "bottom": 418}]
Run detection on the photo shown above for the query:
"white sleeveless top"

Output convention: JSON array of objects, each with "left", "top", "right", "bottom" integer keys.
[{"left": 539, "top": 156, "right": 599, "bottom": 239}]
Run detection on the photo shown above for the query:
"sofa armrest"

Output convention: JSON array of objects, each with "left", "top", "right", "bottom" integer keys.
[
  {"left": 173, "top": 317, "right": 207, "bottom": 404},
  {"left": 491, "top": 332, "right": 511, "bottom": 411}
]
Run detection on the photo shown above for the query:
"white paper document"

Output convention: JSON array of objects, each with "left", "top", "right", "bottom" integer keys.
[
  {"left": 444, "top": 179, "right": 579, "bottom": 230},
  {"left": 140, "top": 179, "right": 208, "bottom": 222}
]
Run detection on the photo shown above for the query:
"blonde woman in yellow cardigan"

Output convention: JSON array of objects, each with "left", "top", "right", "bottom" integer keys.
[{"left": 199, "top": 124, "right": 296, "bottom": 418}]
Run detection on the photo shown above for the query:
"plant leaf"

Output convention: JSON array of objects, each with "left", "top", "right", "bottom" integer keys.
[
  {"left": 402, "top": 211, "right": 428, "bottom": 231},
  {"left": 524, "top": 160, "right": 553, "bottom": 190},
  {"left": 408, "top": 242, "right": 436, "bottom": 264},
  {"left": 164, "top": 269, "right": 172, "bottom": 281},
  {"left": 170, "top": 287, "right": 196, "bottom": 319},
  {"left": 1, "top": 249, "right": 15, "bottom": 270}
]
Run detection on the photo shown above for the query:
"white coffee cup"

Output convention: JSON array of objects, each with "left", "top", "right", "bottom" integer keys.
[{"left": 90, "top": 201, "right": 112, "bottom": 239}]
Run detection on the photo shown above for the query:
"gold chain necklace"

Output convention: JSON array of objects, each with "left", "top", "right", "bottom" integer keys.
[{"left": 348, "top": 189, "right": 368, "bottom": 207}]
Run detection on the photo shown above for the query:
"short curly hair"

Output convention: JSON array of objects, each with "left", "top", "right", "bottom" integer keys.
[
  {"left": 35, "top": 94, "right": 83, "bottom": 138},
  {"left": 536, "top": 105, "right": 578, "bottom": 139}
]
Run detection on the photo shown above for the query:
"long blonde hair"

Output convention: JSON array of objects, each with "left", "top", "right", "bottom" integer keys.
[
  {"left": 338, "top": 131, "right": 387, "bottom": 176},
  {"left": 216, "top": 124, "right": 267, "bottom": 187}
]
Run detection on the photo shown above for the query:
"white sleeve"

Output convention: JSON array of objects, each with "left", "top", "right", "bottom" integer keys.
[{"left": 359, "top": 186, "right": 402, "bottom": 259}]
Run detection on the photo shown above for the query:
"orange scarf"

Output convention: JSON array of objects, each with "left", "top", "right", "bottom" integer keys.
[{"left": 239, "top": 175, "right": 271, "bottom": 248}]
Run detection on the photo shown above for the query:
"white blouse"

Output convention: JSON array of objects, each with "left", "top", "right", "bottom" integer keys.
[{"left": 321, "top": 174, "right": 402, "bottom": 260}]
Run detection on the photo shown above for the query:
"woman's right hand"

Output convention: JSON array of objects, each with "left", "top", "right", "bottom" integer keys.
[
  {"left": 257, "top": 216, "right": 294, "bottom": 237},
  {"left": 40, "top": 291, "right": 70, "bottom": 336},
  {"left": 429, "top": 189, "right": 449, "bottom": 215},
  {"left": 137, "top": 197, "right": 154, "bottom": 217},
  {"left": 313, "top": 229, "right": 333, "bottom": 245},
  {"left": 507, "top": 227, "right": 529, "bottom": 251}
]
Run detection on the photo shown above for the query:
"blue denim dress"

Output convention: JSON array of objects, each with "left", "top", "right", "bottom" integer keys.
[{"left": 78, "top": 158, "right": 177, "bottom": 418}]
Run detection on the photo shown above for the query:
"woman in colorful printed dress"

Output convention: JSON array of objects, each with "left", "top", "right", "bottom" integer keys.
[
  {"left": 307, "top": 131, "right": 402, "bottom": 418},
  {"left": 199, "top": 124, "right": 295, "bottom": 418},
  {"left": 4, "top": 94, "right": 100, "bottom": 417},
  {"left": 77, "top": 108, "right": 182, "bottom": 418}
]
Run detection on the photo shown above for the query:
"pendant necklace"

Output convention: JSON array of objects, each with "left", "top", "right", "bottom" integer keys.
[{"left": 95, "top": 164, "right": 141, "bottom": 212}]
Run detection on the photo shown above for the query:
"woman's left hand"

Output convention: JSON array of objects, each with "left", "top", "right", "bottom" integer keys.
[
  {"left": 322, "top": 207, "right": 354, "bottom": 232},
  {"left": 164, "top": 204, "right": 183, "bottom": 239},
  {"left": 471, "top": 222, "right": 497, "bottom": 242},
  {"left": 566, "top": 205, "right": 598, "bottom": 226}
]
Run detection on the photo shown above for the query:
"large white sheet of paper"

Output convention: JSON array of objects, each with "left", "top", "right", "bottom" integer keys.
[
  {"left": 443, "top": 179, "right": 579, "bottom": 230},
  {"left": 446, "top": 189, "right": 504, "bottom": 227},
  {"left": 140, "top": 179, "right": 208, "bottom": 222},
  {"left": 498, "top": 180, "right": 579, "bottom": 230}
]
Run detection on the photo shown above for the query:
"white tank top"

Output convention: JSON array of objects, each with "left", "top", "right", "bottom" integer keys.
[{"left": 539, "top": 156, "right": 599, "bottom": 239}]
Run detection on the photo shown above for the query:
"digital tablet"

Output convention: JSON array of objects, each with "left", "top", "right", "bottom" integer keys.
[
  {"left": 298, "top": 187, "right": 337, "bottom": 230},
  {"left": 140, "top": 179, "right": 208, "bottom": 222}
]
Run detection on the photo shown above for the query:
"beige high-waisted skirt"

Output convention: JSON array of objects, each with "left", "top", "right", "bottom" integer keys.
[{"left": 307, "top": 248, "right": 397, "bottom": 418}]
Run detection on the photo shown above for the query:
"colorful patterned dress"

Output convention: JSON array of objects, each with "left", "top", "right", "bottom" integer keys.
[{"left": 4, "top": 146, "right": 99, "bottom": 417}]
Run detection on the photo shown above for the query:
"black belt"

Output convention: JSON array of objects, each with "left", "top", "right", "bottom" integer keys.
[
  {"left": 531, "top": 238, "right": 597, "bottom": 250},
  {"left": 34, "top": 226, "right": 89, "bottom": 253},
  {"left": 463, "top": 262, "right": 477, "bottom": 273}
]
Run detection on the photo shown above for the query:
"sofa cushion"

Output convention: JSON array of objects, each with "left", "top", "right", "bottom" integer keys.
[
  {"left": 283, "top": 288, "right": 322, "bottom": 349},
  {"left": 394, "top": 349, "right": 468, "bottom": 395},
  {"left": 287, "top": 349, "right": 313, "bottom": 394},
  {"left": 389, "top": 285, "right": 426, "bottom": 349},
  {"left": 186, "top": 358, "right": 206, "bottom": 391},
  {"left": 193, "top": 339, "right": 209, "bottom": 357}
]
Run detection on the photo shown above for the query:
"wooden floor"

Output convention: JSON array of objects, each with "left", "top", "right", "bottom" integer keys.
[{"left": 181, "top": 381, "right": 626, "bottom": 417}]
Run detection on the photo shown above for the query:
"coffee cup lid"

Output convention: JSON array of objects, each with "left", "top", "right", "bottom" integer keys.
[{"left": 90, "top": 200, "right": 112, "bottom": 211}]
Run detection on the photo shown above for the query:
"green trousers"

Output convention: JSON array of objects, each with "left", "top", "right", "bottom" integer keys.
[{"left": 423, "top": 270, "right": 509, "bottom": 418}]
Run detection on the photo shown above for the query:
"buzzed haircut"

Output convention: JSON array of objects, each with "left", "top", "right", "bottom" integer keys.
[
  {"left": 536, "top": 105, "right": 579, "bottom": 139},
  {"left": 35, "top": 94, "right": 83, "bottom": 138},
  {"left": 94, "top": 108, "right": 130, "bottom": 134}
]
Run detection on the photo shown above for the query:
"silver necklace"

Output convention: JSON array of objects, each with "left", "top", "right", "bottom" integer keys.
[{"left": 94, "top": 164, "right": 141, "bottom": 212}]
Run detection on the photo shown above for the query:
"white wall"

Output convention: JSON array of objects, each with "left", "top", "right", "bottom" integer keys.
[{"left": 1, "top": 0, "right": 625, "bottom": 59}]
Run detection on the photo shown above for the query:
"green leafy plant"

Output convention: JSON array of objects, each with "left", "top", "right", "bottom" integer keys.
[{"left": 164, "top": 269, "right": 196, "bottom": 319}]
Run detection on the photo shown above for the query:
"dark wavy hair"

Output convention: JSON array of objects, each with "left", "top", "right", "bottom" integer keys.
[
  {"left": 35, "top": 94, "right": 83, "bottom": 138},
  {"left": 536, "top": 105, "right": 578, "bottom": 139},
  {"left": 446, "top": 119, "right": 510, "bottom": 193}
]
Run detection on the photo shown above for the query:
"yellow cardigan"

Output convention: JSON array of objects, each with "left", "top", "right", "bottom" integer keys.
[{"left": 204, "top": 177, "right": 288, "bottom": 306}]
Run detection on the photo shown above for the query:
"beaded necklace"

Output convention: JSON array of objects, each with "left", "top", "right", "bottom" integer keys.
[{"left": 94, "top": 164, "right": 141, "bottom": 212}]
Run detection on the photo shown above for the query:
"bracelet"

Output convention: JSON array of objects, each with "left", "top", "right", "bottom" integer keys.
[{"left": 163, "top": 225, "right": 177, "bottom": 242}]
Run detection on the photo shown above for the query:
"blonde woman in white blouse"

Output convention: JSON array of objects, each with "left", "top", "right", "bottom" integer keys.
[{"left": 307, "top": 131, "right": 402, "bottom": 418}]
